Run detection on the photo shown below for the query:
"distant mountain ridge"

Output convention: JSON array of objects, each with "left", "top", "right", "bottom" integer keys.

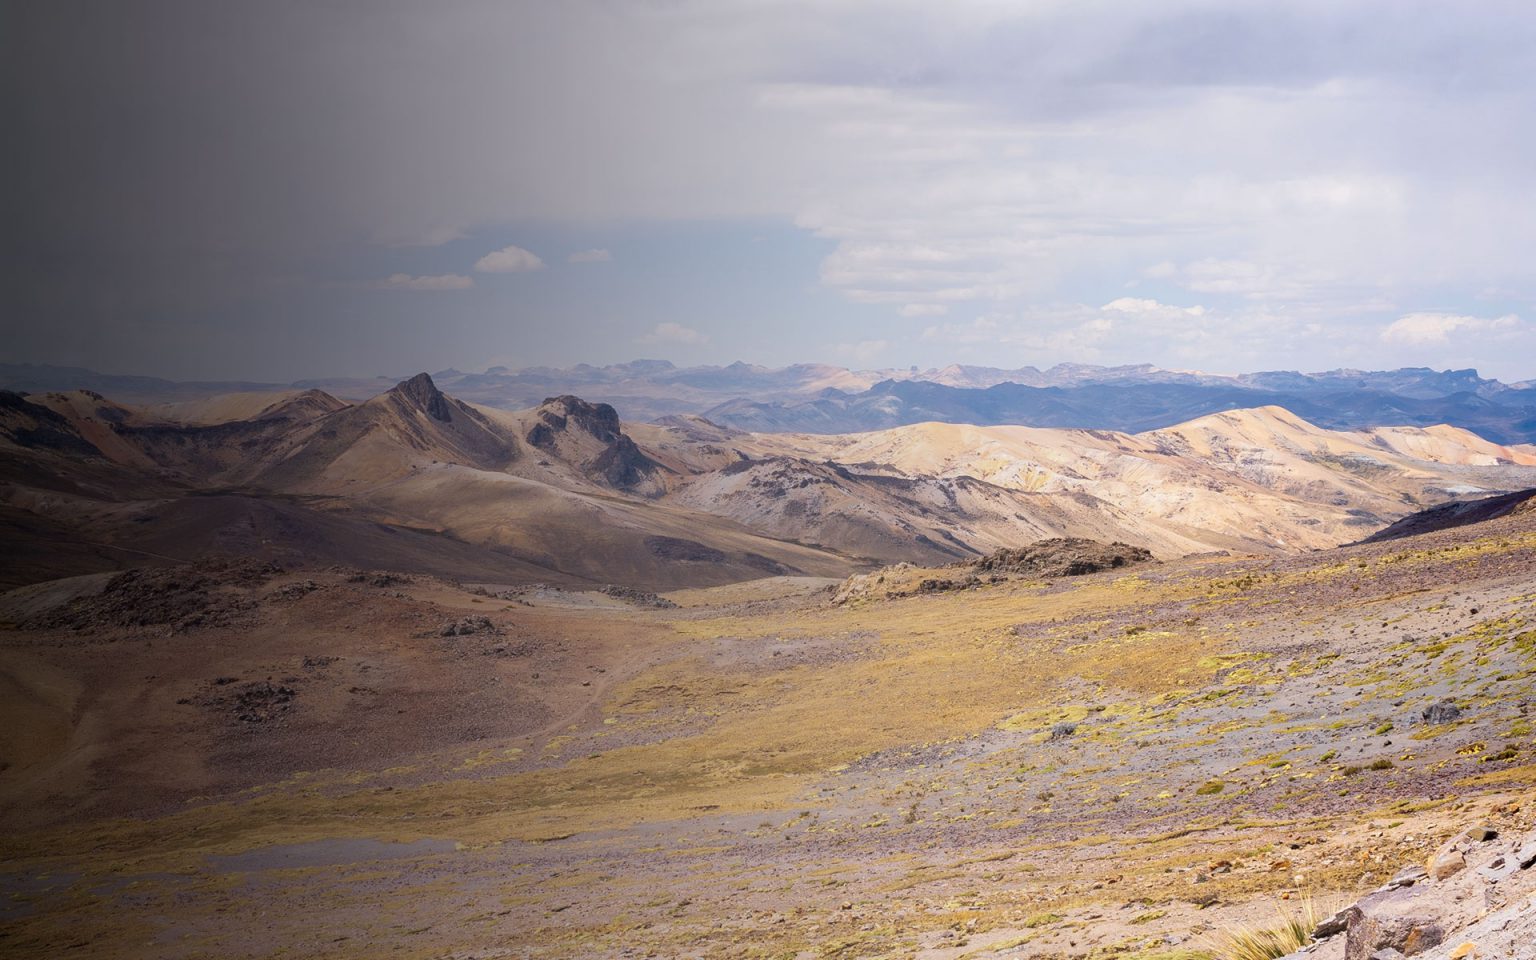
[
  {"left": 3, "top": 359, "right": 1534, "bottom": 442},
  {"left": 6, "top": 374, "right": 1536, "bottom": 591}
]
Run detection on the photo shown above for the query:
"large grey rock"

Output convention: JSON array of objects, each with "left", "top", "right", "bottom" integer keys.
[
  {"left": 1313, "top": 905, "right": 1351, "bottom": 939},
  {"left": 1344, "top": 887, "right": 1446, "bottom": 960},
  {"left": 1474, "top": 848, "right": 1520, "bottom": 883},
  {"left": 1515, "top": 837, "right": 1536, "bottom": 869},
  {"left": 1428, "top": 848, "right": 1465, "bottom": 881},
  {"left": 1387, "top": 864, "right": 1428, "bottom": 889}
]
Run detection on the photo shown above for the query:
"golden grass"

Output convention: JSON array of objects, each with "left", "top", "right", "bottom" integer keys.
[{"left": 1203, "top": 900, "right": 1320, "bottom": 960}]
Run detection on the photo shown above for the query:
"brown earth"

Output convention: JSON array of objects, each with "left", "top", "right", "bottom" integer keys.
[{"left": 2, "top": 508, "right": 1535, "bottom": 958}]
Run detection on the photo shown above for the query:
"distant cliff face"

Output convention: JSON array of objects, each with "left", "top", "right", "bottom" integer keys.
[
  {"left": 393, "top": 373, "right": 454, "bottom": 423},
  {"left": 525, "top": 395, "right": 665, "bottom": 494}
]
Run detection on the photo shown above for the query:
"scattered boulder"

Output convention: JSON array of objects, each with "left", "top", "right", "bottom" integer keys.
[
  {"left": 970, "top": 539, "right": 1154, "bottom": 578},
  {"left": 598, "top": 584, "right": 678, "bottom": 609},
  {"left": 1049, "top": 721, "right": 1078, "bottom": 740},
  {"left": 347, "top": 571, "right": 412, "bottom": 588},
  {"left": 440, "top": 615, "right": 498, "bottom": 637},
  {"left": 1422, "top": 700, "right": 1461, "bottom": 724},
  {"left": 268, "top": 580, "right": 320, "bottom": 601},
  {"left": 233, "top": 682, "right": 297, "bottom": 724},
  {"left": 184, "top": 678, "right": 298, "bottom": 726},
  {"left": 918, "top": 576, "right": 985, "bottom": 593}
]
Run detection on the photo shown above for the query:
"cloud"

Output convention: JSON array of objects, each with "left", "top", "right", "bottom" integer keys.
[
  {"left": 474, "top": 245, "right": 545, "bottom": 273},
  {"left": 18, "top": 3, "right": 1536, "bottom": 380},
  {"left": 567, "top": 248, "right": 612, "bottom": 263},
  {"left": 1102, "top": 297, "right": 1206, "bottom": 318},
  {"left": 898, "top": 303, "right": 949, "bottom": 318},
  {"left": 640, "top": 322, "right": 707, "bottom": 345},
  {"left": 1380, "top": 312, "right": 1520, "bottom": 345},
  {"left": 378, "top": 273, "right": 474, "bottom": 291}
]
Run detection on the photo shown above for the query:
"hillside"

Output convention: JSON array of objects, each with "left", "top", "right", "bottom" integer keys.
[
  {"left": 3, "top": 488, "right": 1535, "bottom": 958},
  {"left": 0, "top": 379, "right": 855, "bottom": 590},
  {"left": 5, "top": 378, "right": 1536, "bottom": 589},
  {"left": 734, "top": 406, "right": 1536, "bottom": 554},
  {"left": 1358, "top": 487, "right": 1536, "bottom": 543}
]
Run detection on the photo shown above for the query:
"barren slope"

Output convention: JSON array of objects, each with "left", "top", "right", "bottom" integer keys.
[
  {"left": 726, "top": 407, "right": 1536, "bottom": 553},
  {"left": 3, "top": 506, "right": 1535, "bottom": 959}
]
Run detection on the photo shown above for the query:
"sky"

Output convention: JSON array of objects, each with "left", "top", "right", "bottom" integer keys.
[{"left": 5, "top": 0, "right": 1536, "bottom": 382}]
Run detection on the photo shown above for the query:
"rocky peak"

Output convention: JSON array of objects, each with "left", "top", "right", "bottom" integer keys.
[
  {"left": 522, "top": 394, "right": 665, "bottom": 493},
  {"left": 526, "top": 395, "right": 623, "bottom": 448},
  {"left": 392, "top": 373, "right": 452, "bottom": 422}
]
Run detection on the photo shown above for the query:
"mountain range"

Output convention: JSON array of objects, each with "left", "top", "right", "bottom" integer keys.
[
  {"left": 6, "top": 359, "right": 1535, "bottom": 443},
  {"left": 4, "top": 372, "right": 1536, "bottom": 591}
]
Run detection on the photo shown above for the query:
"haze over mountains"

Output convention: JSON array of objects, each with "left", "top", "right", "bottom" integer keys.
[
  {"left": 7, "top": 359, "right": 1536, "bottom": 444},
  {"left": 5, "top": 369, "right": 1536, "bottom": 592}
]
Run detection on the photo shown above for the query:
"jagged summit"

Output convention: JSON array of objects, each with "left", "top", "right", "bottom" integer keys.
[
  {"left": 527, "top": 395, "right": 624, "bottom": 447},
  {"left": 524, "top": 395, "right": 665, "bottom": 493},
  {"left": 391, "top": 372, "right": 453, "bottom": 422}
]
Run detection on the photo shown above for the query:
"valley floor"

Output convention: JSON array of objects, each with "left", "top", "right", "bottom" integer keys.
[{"left": 3, "top": 516, "right": 1536, "bottom": 958}]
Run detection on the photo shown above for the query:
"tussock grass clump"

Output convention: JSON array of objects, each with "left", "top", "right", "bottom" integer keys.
[{"left": 1204, "top": 900, "right": 1320, "bottom": 960}]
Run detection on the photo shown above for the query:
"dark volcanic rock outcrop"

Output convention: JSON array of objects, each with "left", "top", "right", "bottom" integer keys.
[
  {"left": 391, "top": 373, "right": 454, "bottom": 423},
  {"left": 527, "top": 395, "right": 667, "bottom": 493},
  {"left": 970, "top": 538, "right": 1154, "bottom": 577},
  {"left": 526, "top": 395, "right": 623, "bottom": 446}
]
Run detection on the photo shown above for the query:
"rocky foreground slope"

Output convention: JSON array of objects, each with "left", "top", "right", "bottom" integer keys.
[
  {"left": 1282, "top": 822, "right": 1536, "bottom": 959},
  {"left": 3, "top": 501, "right": 1535, "bottom": 958}
]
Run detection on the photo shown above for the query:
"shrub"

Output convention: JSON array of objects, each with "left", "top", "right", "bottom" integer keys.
[
  {"left": 1205, "top": 899, "right": 1320, "bottom": 960},
  {"left": 1049, "top": 721, "right": 1078, "bottom": 740}
]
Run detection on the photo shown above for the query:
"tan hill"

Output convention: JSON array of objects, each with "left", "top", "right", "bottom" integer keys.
[
  {"left": 723, "top": 406, "right": 1536, "bottom": 553},
  {"left": 667, "top": 454, "right": 1215, "bottom": 563}
]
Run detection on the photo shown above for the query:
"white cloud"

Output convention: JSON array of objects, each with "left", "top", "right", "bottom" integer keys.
[
  {"left": 1102, "top": 297, "right": 1206, "bottom": 318},
  {"left": 568, "top": 248, "right": 612, "bottom": 263},
  {"left": 377, "top": 273, "right": 474, "bottom": 291},
  {"left": 474, "top": 245, "right": 545, "bottom": 273},
  {"left": 898, "top": 303, "right": 949, "bottom": 318},
  {"left": 640, "top": 322, "right": 707, "bottom": 344},
  {"left": 1380, "top": 312, "right": 1520, "bottom": 345}
]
